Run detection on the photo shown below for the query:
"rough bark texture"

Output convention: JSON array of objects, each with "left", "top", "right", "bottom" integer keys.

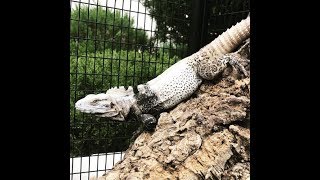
[{"left": 94, "top": 39, "right": 250, "bottom": 180}]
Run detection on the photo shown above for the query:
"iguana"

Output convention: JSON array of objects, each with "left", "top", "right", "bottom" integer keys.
[{"left": 75, "top": 15, "right": 250, "bottom": 130}]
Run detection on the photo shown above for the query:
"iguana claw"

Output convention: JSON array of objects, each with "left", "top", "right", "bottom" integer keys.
[{"left": 139, "top": 114, "right": 157, "bottom": 131}]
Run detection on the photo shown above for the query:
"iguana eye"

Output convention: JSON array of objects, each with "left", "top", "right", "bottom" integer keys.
[{"left": 91, "top": 99, "right": 99, "bottom": 104}]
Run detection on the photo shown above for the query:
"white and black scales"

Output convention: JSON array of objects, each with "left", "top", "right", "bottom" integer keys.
[{"left": 75, "top": 14, "right": 250, "bottom": 131}]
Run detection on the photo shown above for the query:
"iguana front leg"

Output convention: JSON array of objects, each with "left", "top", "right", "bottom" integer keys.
[
  {"left": 131, "top": 102, "right": 157, "bottom": 131},
  {"left": 227, "top": 54, "right": 250, "bottom": 77},
  {"left": 139, "top": 114, "right": 157, "bottom": 131},
  {"left": 197, "top": 41, "right": 250, "bottom": 80}
]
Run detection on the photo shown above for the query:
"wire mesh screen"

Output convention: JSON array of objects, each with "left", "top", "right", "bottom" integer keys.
[
  {"left": 206, "top": 0, "right": 250, "bottom": 44},
  {"left": 70, "top": 0, "right": 249, "bottom": 179}
]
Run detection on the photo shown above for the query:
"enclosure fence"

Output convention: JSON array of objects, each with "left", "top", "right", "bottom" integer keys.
[{"left": 70, "top": 0, "right": 249, "bottom": 179}]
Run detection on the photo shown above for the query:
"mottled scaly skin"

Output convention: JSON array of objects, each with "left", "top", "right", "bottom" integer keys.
[
  {"left": 136, "top": 16, "right": 250, "bottom": 114},
  {"left": 75, "top": 16, "right": 250, "bottom": 130}
]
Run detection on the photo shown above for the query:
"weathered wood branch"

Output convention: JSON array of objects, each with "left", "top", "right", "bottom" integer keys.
[{"left": 94, "top": 39, "right": 250, "bottom": 180}]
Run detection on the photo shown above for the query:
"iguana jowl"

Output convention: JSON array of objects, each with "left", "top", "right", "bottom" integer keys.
[{"left": 75, "top": 15, "right": 250, "bottom": 130}]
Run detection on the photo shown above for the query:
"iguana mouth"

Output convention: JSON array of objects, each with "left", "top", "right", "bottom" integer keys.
[
  {"left": 76, "top": 100, "right": 116, "bottom": 113},
  {"left": 76, "top": 103, "right": 123, "bottom": 119},
  {"left": 75, "top": 105, "right": 110, "bottom": 113}
]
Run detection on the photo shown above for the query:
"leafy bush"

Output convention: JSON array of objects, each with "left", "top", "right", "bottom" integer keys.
[{"left": 70, "top": 5, "right": 150, "bottom": 53}]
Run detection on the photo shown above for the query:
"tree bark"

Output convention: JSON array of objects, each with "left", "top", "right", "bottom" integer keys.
[{"left": 95, "top": 39, "right": 250, "bottom": 180}]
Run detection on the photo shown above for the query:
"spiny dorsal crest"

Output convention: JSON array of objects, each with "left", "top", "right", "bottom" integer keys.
[{"left": 106, "top": 86, "right": 134, "bottom": 97}]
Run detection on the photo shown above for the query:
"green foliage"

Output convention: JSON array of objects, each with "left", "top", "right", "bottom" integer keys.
[
  {"left": 143, "top": 0, "right": 191, "bottom": 45},
  {"left": 143, "top": 0, "right": 249, "bottom": 44},
  {"left": 161, "top": 42, "right": 188, "bottom": 58},
  {"left": 70, "top": 49, "right": 178, "bottom": 91},
  {"left": 70, "top": 5, "right": 149, "bottom": 53}
]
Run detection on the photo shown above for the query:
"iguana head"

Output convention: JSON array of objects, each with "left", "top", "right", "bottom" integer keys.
[{"left": 75, "top": 86, "right": 136, "bottom": 121}]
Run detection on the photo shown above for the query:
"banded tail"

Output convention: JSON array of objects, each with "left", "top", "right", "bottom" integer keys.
[
  {"left": 209, "top": 15, "right": 250, "bottom": 54},
  {"left": 192, "top": 15, "right": 250, "bottom": 63}
]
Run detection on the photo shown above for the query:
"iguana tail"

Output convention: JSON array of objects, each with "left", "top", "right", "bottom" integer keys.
[{"left": 204, "top": 15, "right": 250, "bottom": 56}]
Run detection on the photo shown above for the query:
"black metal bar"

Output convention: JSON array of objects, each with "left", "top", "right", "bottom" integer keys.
[
  {"left": 125, "top": 0, "right": 133, "bottom": 87},
  {"left": 187, "top": 0, "right": 206, "bottom": 55},
  {"left": 133, "top": 0, "right": 140, "bottom": 86},
  {"left": 199, "top": 0, "right": 214, "bottom": 46}
]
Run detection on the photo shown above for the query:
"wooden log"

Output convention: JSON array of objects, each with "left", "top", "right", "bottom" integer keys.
[{"left": 94, "top": 39, "right": 250, "bottom": 180}]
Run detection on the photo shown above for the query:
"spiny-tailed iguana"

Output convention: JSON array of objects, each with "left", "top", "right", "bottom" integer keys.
[{"left": 75, "top": 15, "right": 250, "bottom": 130}]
